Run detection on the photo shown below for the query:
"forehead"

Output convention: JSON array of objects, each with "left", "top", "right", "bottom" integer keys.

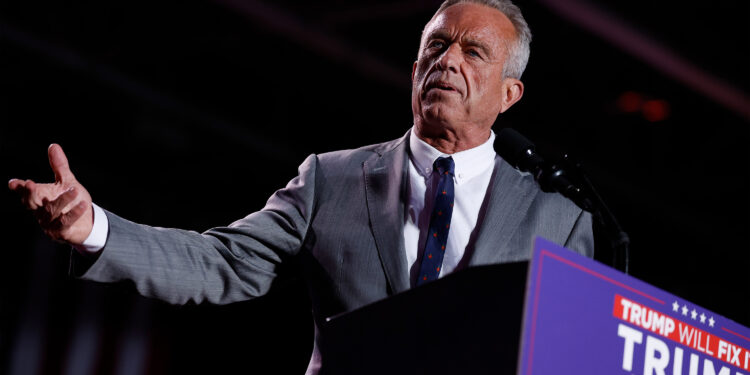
[{"left": 422, "top": 3, "right": 516, "bottom": 47}]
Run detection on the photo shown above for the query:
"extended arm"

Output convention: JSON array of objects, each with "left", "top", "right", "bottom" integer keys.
[{"left": 11, "top": 145, "right": 319, "bottom": 305}]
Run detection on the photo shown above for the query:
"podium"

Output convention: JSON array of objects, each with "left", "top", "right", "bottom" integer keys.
[
  {"left": 320, "top": 238, "right": 750, "bottom": 375},
  {"left": 320, "top": 261, "right": 528, "bottom": 375}
]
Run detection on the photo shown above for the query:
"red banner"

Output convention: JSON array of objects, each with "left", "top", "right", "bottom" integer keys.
[{"left": 613, "top": 294, "right": 749, "bottom": 371}]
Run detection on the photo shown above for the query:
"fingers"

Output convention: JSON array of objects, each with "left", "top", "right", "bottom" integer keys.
[
  {"left": 59, "top": 200, "right": 88, "bottom": 229},
  {"left": 38, "top": 187, "right": 78, "bottom": 225},
  {"left": 48, "top": 144, "right": 75, "bottom": 184},
  {"left": 23, "top": 180, "right": 38, "bottom": 209},
  {"left": 8, "top": 178, "right": 26, "bottom": 191},
  {"left": 42, "top": 201, "right": 89, "bottom": 243},
  {"left": 37, "top": 190, "right": 88, "bottom": 243},
  {"left": 13, "top": 180, "right": 45, "bottom": 210},
  {"left": 8, "top": 178, "right": 32, "bottom": 207}
]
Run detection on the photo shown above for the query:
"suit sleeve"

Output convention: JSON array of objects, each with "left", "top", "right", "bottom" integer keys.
[{"left": 70, "top": 154, "right": 319, "bottom": 305}]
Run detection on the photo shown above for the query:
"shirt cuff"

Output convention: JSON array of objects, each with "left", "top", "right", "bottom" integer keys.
[{"left": 72, "top": 203, "right": 109, "bottom": 254}]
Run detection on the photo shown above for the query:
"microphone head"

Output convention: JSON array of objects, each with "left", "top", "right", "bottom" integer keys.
[{"left": 495, "top": 127, "right": 536, "bottom": 171}]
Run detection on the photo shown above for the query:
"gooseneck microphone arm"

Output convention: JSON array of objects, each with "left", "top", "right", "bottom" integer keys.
[{"left": 495, "top": 128, "right": 631, "bottom": 274}]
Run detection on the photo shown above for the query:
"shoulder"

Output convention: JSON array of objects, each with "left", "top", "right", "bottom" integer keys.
[
  {"left": 497, "top": 157, "right": 592, "bottom": 256},
  {"left": 287, "top": 131, "right": 409, "bottom": 187},
  {"left": 494, "top": 155, "right": 588, "bottom": 241},
  {"left": 494, "top": 155, "right": 581, "bottom": 215},
  {"left": 314, "top": 131, "right": 409, "bottom": 170}
]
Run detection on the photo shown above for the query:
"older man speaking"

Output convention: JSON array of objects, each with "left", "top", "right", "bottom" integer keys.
[{"left": 9, "top": 0, "right": 593, "bottom": 373}]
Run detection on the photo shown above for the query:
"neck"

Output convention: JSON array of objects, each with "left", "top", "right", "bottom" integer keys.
[{"left": 414, "top": 122, "right": 491, "bottom": 154}]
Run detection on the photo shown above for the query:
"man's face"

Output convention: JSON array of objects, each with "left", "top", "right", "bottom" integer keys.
[{"left": 411, "top": 3, "right": 522, "bottom": 136}]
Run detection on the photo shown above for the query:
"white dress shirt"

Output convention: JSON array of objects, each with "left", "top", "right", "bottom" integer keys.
[{"left": 404, "top": 129, "right": 496, "bottom": 285}]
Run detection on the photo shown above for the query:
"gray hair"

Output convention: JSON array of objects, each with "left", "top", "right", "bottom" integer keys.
[{"left": 429, "top": 0, "right": 532, "bottom": 79}]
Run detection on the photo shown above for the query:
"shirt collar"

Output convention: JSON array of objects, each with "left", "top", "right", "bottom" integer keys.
[{"left": 409, "top": 128, "right": 497, "bottom": 184}]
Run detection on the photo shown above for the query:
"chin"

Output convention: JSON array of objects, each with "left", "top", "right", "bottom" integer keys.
[{"left": 421, "top": 105, "right": 458, "bottom": 128}]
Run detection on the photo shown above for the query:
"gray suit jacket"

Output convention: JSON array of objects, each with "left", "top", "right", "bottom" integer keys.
[{"left": 72, "top": 130, "right": 593, "bottom": 371}]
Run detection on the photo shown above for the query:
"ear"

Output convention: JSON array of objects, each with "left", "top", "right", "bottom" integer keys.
[
  {"left": 498, "top": 78, "right": 524, "bottom": 113},
  {"left": 411, "top": 61, "right": 418, "bottom": 82}
]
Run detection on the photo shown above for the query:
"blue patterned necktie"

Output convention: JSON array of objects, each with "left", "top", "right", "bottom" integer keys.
[{"left": 417, "top": 156, "right": 455, "bottom": 286}]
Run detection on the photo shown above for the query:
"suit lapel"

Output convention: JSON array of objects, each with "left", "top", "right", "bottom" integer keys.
[
  {"left": 469, "top": 156, "right": 539, "bottom": 266},
  {"left": 363, "top": 133, "right": 411, "bottom": 294}
]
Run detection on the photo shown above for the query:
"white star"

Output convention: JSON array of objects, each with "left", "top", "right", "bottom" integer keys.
[
  {"left": 709, "top": 317, "right": 715, "bottom": 327},
  {"left": 700, "top": 313, "right": 706, "bottom": 323},
  {"left": 672, "top": 301, "right": 680, "bottom": 312},
  {"left": 691, "top": 309, "right": 698, "bottom": 320},
  {"left": 682, "top": 305, "right": 689, "bottom": 316}
]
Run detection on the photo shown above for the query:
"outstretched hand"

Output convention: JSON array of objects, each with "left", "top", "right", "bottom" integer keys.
[{"left": 9, "top": 144, "right": 94, "bottom": 245}]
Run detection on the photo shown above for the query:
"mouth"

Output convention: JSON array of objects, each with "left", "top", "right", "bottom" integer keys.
[{"left": 424, "top": 81, "right": 460, "bottom": 97}]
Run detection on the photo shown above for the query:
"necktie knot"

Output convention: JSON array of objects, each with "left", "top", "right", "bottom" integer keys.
[{"left": 434, "top": 156, "right": 455, "bottom": 176}]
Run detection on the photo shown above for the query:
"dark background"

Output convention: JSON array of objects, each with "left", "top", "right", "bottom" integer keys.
[{"left": 2, "top": 0, "right": 748, "bottom": 373}]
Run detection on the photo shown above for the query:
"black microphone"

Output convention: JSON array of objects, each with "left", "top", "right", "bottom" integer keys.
[
  {"left": 495, "top": 127, "right": 631, "bottom": 273},
  {"left": 495, "top": 128, "right": 593, "bottom": 211}
]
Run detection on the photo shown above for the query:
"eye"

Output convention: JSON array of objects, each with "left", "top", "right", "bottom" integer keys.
[
  {"left": 428, "top": 40, "right": 445, "bottom": 49},
  {"left": 466, "top": 49, "right": 481, "bottom": 58}
]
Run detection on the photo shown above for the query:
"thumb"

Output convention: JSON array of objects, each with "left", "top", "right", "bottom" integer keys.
[{"left": 48, "top": 144, "right": 75, "bottom": 184}]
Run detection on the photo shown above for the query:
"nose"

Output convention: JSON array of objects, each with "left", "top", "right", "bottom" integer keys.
[{"left": 436, "top": 44, "right": 461, "bottom": 73}]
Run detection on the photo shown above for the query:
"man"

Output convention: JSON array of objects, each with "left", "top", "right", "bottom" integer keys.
[{"left": 9, "top": 0, "right": 593, "bottom": 373}]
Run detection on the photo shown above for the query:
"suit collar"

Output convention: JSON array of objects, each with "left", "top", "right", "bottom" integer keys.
[{"left": 363, "top": 130, "right": 411, "bottom": 294}]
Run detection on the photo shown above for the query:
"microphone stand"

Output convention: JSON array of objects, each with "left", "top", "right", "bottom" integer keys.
[
  {"left": 552, "top": 154, "right": 631, "bottom": 274},
  {"left": 495, "top": 127, "right": 630, "bottom": 273}
]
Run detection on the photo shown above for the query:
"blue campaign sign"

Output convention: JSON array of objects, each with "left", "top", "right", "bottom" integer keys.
[{"left": 518, "top": 237, "right": 749, "bottom": 375}]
